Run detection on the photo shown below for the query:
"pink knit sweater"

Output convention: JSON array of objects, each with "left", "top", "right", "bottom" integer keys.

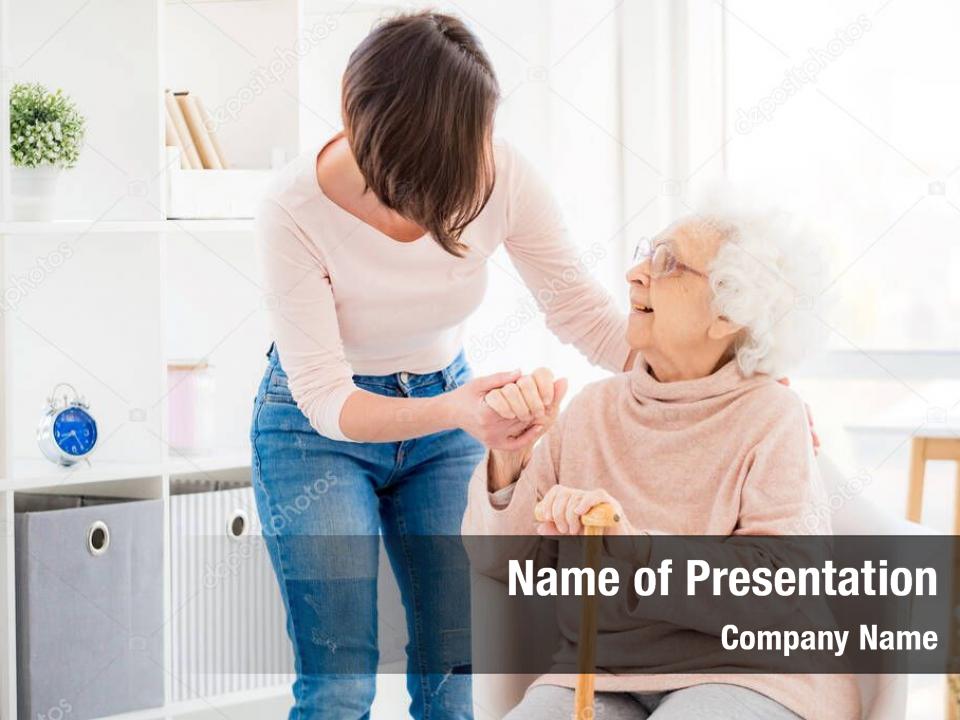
[{"left": 462, "top": 361, "right": 861, "bottom": 720}]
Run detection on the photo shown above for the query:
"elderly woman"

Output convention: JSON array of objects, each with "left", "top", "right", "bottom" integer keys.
[{"left": 462, "top": 203, "right": 860, "bottom": 719}]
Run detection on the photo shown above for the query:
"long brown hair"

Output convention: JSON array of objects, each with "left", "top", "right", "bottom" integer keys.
[{"left": 341, "top": 11, "right": 500, "bottom": 256}]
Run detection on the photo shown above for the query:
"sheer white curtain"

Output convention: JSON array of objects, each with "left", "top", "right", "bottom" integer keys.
[{"left": 457, "top": 0, "right": 628, "bottom": 390}]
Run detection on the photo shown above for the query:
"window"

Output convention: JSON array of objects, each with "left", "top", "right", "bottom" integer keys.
[
  {"left": 721, "top": 0, "right": 960, "bottom": 547},
  {"left": 723, "top": 0, "right": 960, "bottom": 352}
]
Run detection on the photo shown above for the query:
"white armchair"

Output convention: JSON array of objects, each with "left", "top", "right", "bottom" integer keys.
[{"left": 472, "top": 454, "right": 928, "bottom": 720}]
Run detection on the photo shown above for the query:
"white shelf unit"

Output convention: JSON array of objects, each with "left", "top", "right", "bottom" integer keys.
[
  {"left": 0, "top": 220, "right": 255, "bottom": 235},
  {"left": 0, "top": 221, "right": 276, "bottom": 720},
  {"left": 0, "top": 0, "right": 364, "bottom": 717},
  {"left": 0, "top": 0, "right": 424, "bottom": 716}
]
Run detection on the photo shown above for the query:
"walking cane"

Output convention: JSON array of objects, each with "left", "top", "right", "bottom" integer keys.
[{"left": 535, "top": 501, "right": 620, "bottom": 720}]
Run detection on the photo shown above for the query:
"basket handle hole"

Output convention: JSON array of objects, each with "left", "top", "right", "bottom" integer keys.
[
  {"left": 87, "top": 521, "right": 110, "bottom": 556},
  {"left": 229, "top": 512, "right": 247, "bottom": 538}
]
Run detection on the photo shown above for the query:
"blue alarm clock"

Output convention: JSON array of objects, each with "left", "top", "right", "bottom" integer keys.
[{"left": 37, "top": 383, "right": 98, "bottom": 466}]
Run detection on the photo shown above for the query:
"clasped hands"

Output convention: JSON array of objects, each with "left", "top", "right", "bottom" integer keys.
[{"left": 458, "top": 366, "right": 631, "bottom": 537}]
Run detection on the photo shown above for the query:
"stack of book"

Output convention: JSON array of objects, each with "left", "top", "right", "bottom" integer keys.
[{"left": 164, "top": 89, "right": 229, "bottom": 170}]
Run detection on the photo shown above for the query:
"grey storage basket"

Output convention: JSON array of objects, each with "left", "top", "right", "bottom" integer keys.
[{"left": 15, "top": 497, "right": 164, "bottom": 720}]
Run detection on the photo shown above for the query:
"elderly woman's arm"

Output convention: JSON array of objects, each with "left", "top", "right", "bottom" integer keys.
[
  {"left": 460, "top": 415, "right": 565, "bottom": 581},
  {"left": 461, "top": 415, "right": 563, "bottom": 535}
]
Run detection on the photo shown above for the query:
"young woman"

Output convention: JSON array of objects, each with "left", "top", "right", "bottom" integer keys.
[{"left": 251, "top": 11, "right": 632, "bottom": 719}]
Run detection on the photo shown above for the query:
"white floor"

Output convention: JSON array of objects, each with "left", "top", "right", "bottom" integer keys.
[
  {"left": 907, "top": 675, "right": 946, "bottom": 720},
  {"left": 372, "top": 674, "right": 413, "bottom": 719}
]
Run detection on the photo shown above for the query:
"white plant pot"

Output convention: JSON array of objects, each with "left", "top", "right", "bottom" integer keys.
[{"left": 11, "top": 165, "right": 61, "bottom": 220}]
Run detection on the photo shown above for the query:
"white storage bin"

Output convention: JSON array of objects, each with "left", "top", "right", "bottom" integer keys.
[
  {"left": 15, "top": 496, "right": 164, "bottom": 720},
  {"left": 166, "top": 165, "right": 274, "bottom": 219},
  {"left": 169, "top": 482, "right": 293, "bottom": 701},
  {"left": 169, "top": 480, "right": 408, "bottom": 702}
]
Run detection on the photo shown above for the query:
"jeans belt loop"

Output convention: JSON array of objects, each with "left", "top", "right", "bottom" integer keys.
[{"left": 441, "top": 363, "right": 456, "bottom": 392}]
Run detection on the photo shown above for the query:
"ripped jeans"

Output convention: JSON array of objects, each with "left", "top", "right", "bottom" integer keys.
[{"left": 251, "top": 345, "right": 483, "bottom": 720}]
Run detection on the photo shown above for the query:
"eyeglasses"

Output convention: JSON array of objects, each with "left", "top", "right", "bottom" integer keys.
[{"left": 632, "top": 238, "right": 708, "bottom": 280}]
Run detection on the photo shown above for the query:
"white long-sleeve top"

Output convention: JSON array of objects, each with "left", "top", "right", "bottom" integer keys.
[{"left": 256, "top": 138, "right": 630, "bottom": 440}]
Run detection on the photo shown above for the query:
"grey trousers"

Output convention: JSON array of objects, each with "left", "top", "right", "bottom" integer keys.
[{"left": 504, "top": 683, "right": 802, "bottom": 720}]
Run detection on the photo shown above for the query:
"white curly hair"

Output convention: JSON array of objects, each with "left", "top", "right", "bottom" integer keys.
[{"left": 685, "top": 188, "right": 829, "bottom": 378}]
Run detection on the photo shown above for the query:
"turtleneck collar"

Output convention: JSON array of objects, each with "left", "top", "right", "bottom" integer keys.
[{"left": 629, "top": 357, "right": 768, "bottom": 403}]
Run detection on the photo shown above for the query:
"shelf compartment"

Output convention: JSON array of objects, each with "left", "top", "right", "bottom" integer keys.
[
  {"left": 4, "top": 458, "right": 164, "bottom": 494},
  {"left": 0, "top": 219, "right": 255, "bottom": 234}
]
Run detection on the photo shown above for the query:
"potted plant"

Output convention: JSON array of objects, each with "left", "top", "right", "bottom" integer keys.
[{"left": 9, "top": 82, "right": 86, "bottom": 220}]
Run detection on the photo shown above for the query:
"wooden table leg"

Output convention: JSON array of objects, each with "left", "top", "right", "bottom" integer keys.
[
  {"left": 907, "top": 437, "right": 928, "bottom": 523},
  {"left": 946, "top": 443, "right": 960, "bottom": 720},
  {"left": 905, "top": 437, "right": 960, "bottom": 719},
  {"left": 954, "top": 459, "right": 960, "bottom": 537},
  {"left": 951, "top": 452, "right": 960, "bottom": 720},
  {"left": 949, "top": 676, "right": 959, "bottom": 720}
]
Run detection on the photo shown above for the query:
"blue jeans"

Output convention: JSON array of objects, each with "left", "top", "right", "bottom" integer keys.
[{"left": 251, "top": 345, "right": 484, "bottom": 720}]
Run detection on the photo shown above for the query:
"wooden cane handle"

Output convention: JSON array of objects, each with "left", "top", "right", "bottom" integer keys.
[
  {"left": 581, "top": 502, "right": 619, "bottom": 528},
  {"left": 534, "top": 500, "right": 620, "bottom": 528}
]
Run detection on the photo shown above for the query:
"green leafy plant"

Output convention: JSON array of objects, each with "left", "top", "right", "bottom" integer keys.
[{"left": 9, "top": 82, "right": 86, "bottom": 169}]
